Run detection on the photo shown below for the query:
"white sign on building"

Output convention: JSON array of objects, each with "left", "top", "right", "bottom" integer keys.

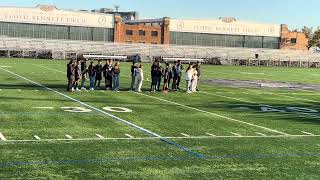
[
  {"left": 170, "top": 18, "right": 281, "bottom": 37},
  {"left": 0, "top": 5, "right": 114, "bottom": 28}
]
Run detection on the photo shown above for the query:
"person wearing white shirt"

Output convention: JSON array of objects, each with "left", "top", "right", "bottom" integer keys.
[
  {"left": 135, "top": 65, "right": 144, "bottom": 92},
  {"left": 185, "top": 65, "right": 194, "bottom": 93}
]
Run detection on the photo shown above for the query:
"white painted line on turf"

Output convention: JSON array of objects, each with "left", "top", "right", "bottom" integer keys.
[
  {"left": 180, "top": 133, "right": 190, "bottom": 137},
  {"left": 0, "top": 132, "right": 7, "bottom": 141},
  {"left": 17, "top": 89, "right": 21, "bottom": 92},
  {"left": 0, "top": 66, "right": 12, "bottom": 68},
  {"left": 206, "top": 133, "right": 216, "bottom": 137},
  {"left": 33, "top": 135, "right": 41, "bottom": 140},
  {"left": 34, "top": 90, "right": 39, "bottom": 92},
  {"left": 301, "top": 131, "right": 315, "bottom": 136},
  {"left": 65, "top": 135, "right": 73, "bottom": 139},
  {"left": 125, "top": 134, "right": 134, "bottom": 138},
  {"left": 2, "top": 134, "right": 320, "bottom": 143},
  {"left": 96, "top": 134, "right": 104, "bottom": 139},
  {"left": 255, "top": 132, "right": 267, "bottom": 136},
  {"left": 32, "top": 64, "right": 65, "bottom": 74},
  {"left": 32, "top": 107, "right": 54, "bottom": 109},
  {"left": 0, "top": 67, "right": 162, "bottom": 139},
  {"left": 231, "top": 132, "right": 242, "bottom": 136},
  {"left": 136, "top": 92, "right": 288, "bottom": 135}
]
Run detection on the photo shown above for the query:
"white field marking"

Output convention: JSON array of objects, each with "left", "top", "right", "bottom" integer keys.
[
  {"left": 125, "top": 134, "right": 134, "bottom": 138},
  {"left": 32, "top": 107, "right": 54, "bottom": 109},
  {"left": 34, "top": 90, "right": 39, "bottom": 92},
  {"left": 231, "top": 132, "right": 242, "bottom": 136},
  {"left": 2, "top": 134, "right": 320, "bottom": 143},
  {"left": 96, "top": 134, "right": 105, "bottom": 139},
  {"left": 200, "top": 91, "right": 255, "bottom": 104},
  {"left": 33, "top": 135, "right": 41, "bottom": 140},
  {"left": 65, "top": 135, "right": 73, "bottom": 139},
  {"left": 206, "top": 133, "right": 216, "bottom": 137},
  {"left": 180, "top": 133, "right": 190, "bottom": 137},
  {"left": 311, "top": 74, "right": 320, "bottom": 77},
  {"left": 17, "top": 89, "right": 21, "bottom": 92},
  {"left": 0, "top": 132, "right": 7, "bottom": 141},
  {"left": 0, "top": 66, "right": 12, "bottom": 68},
  {"left": 301, "top": 131, "right": 315, "bottom": 136},
  {"left": 255, "top": 132, "right": 267, "bottom": 136},
  {"left": 240, "top": 72, "right": 265, "bottom": 75},
  {"left": 0, "top": 89, "right": 2, "bottom": 91},
  {"left": 136, "top": 92, "right": 288, "bottom": 135},
  {"left": 0, "top": 67, "right": 162, "bottom": 139}
]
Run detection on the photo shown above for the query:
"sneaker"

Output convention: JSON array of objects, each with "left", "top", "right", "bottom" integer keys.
[
  {"left": 81, "top": 87, "right": 87, "bottom": 90},
  {"left": 76, "top": 88, "right": 81, "bottom": 92},
  {"left": 90, "top": 88, "right": 94, "bottom": 91},
  {"left": 71, "top": 87, "right": 75, "bottom": 92}
]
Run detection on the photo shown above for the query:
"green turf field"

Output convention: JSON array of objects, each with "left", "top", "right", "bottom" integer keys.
[{"left": 1, "top": 58, "right": 320, "bottom": 179}]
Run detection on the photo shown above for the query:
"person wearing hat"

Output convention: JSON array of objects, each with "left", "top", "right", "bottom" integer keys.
[{"left": 95, "top": 60, "right": 103, "bottom": 89}]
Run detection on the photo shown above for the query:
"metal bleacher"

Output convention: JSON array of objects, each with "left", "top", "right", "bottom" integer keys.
[{"left": 1, "top": 36, "right": 320, "bottom": 67}]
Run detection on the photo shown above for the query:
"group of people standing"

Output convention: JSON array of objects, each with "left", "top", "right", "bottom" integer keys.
[
  {"left": 67, "top": 58, "right": 201, "bottom": 93},
  {"left": 67, "top": 59, "right": 121, "bottom": 92}
]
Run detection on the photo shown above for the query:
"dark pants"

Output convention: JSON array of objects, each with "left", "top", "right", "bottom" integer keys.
[
  {"left": 172, "top": 76, "right": 178, "bottom": 90},
  {"left": 105, "top": 76, "right": 112, "bottom": 89},
  {"left": 130, "top": 74, "right": 136, "bottom": 90},
  {"left": 176, "top": 75, "right": 181, "bottom": 89},
  {"left": 156, "top": 76, "right": 161, "bottom": 91}
]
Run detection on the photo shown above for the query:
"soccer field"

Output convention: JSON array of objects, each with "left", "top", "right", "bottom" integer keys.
[{"left": 1, "top": 58, "right": 320, "bottom": 179}]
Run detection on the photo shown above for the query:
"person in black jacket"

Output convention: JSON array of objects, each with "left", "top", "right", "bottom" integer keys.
[
  {"left": 66, "top": 59, "right": 75, "bottom": 92},
  {"left": 80, "top": 59, "right": 88, "bottom": 90},
  {"left": 103, "top": 60, "right": 113, "bottom": 90},
  {"left": 195, "top": 61, "right": 201, "bottom": 91},
  {"left": 150, "top": 61, "right": 157, "bottom": 92},
  {"left": 88, "top": 62, "right": 96, "bottom": 90},
  {"left": 95, "top": 60, "right": 103, "bottom": 89}
]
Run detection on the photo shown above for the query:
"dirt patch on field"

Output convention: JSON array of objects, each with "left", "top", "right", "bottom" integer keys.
[{"left": 202, "top": 79, "right": 320, "bottom": 90}]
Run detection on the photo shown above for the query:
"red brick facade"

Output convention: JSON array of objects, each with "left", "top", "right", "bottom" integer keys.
[
  {"left": 114, "top": 16, "right": 170, "bottom": 44},
  {"left": 280, "top": 25, "right": 309, "bottom": 50}
]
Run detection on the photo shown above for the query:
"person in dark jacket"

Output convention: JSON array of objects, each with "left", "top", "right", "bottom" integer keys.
[
  {"left": 103, "top": 60, "right": 113, "bottom": 90},
  {"left": 195, "top": 61, "right": 201, "bottom": 91},
  {"left": 88, "top": 62, "right": 96, "bottom": 90},
  {"left": 67, "top": 59, "right": 75, "bottom": 92},
  {"left": 80, "top": 59, "right": 88, "bottom": 90},
  {"left": 130, "top": 63, "right": 137, "bottom": 91},
  {"left": 175, "top": 60, "right": 183, "bottom": 90},
  {"left": 95, "top": 60, "right": 103, "bottom": 89},
  {"left": 172, "top": 61, "right": 178, "bottom": 91},
  {"left": 150, "top": 61, "right": 158, "bottom": 92},
  {"left": 155, "top": 62, "right": 162, "bottom": 91}
]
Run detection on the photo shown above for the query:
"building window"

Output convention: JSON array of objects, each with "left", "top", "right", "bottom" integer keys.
[
  {"left": 139, "top": 30, "right": 146, "bottom": 36},
  {"left": 126, "top": 30, "right": 133, "bottom": 36},
  {"left": 125, "top": 40, "right": 132, "bottom": 44},
  {"left": 291, "top": 38, "right": 297, "bottom": 44},
  {"left": 151, "top": 31, "right": 158, "bottom": 37},
  {"left": 151, "top": 42, "right": 158, "bottom": 44},
  {"left": 139, "top": 41, "right": 145, "bottom": 44}
]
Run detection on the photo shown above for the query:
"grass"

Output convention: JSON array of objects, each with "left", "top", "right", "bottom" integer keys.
[{"left": 1, "top": 58, "right": 320, "bottom": 179}]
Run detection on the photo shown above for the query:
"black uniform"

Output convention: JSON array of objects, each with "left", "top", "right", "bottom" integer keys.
[
  {"left": 95, "top": 64, "right": 103, "bottom": 88},
  {"left": 67, "top": 63, "right": 75, "bottom": 91},
  {"left": 103, "top": 64, "right": 113, "bottom": 89}
]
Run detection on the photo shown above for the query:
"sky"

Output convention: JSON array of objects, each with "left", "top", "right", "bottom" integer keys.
[{"left": 0, "top": 0, "right": 318, "bottom": 30}]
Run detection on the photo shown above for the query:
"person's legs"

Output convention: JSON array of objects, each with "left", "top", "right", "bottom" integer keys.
[
  {"left": 115, "top": 75, "right": 120, "bottom": 90},
  {"left": 81, "top": 75, "right": 86, "bottom": 89},
  {"left": 177, "top": 76, "right": 181, "bottom": 89},
  {"left": 186, "top": 80, "right": 191, "bottom": 93},
  {"left": 138, "top": 79, "right": 143, "bottom": 92},
  {"left": 130, "top": 74, "right": 135, "bottom": 90}
]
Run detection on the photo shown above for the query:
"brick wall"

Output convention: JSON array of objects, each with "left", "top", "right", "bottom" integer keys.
[
  {"left": 114, "top": 16, "right": 170, "bottom": 45},
  {"left": 280, "top": 24, "right": 308, "bottom": 50}
]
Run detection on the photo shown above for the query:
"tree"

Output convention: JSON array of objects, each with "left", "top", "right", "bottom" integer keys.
[
  {"left": 310, "top": 27, "right": 320, "bottom": 47},
  {"left": 302, "top": 26, "right": 313, "bottom": 39}
]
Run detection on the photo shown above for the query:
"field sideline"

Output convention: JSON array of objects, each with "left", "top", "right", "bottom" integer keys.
[{"left": 1, "top": 58, "right": 320, "bottom": 179}]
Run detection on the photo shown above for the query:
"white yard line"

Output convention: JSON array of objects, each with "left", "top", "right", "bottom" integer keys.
[
  {"left": 65, "top": 135, "right": 73, "bottom": 139},
  {"left": 301, "top": 131, "right": 315, "bottom": 136},
  {"left": 125, "top": 134, "right": 134, "bottom": 138},
  {"left": 96, "top": 134, "right": 105, "bottom": 139},
  {"left": 33, "top": 135, "right": 41, "bottom": 140},
  {"left": 32, "top": 107, "right": 54, "bottom": 109},
  {"left": 17, "top": 89, "right": 22, "bottom": 92},
  {"left": 180, "top": 133, "right": 190, "bottom": 137},
  {"left": 206, "top": 133, "right": 216, "bottom": 137},
  {"left": 0, "top": 67, "right": 162, "bottom": 139},
  {"left": 231, "top": 132, "right": 242, "bottom": 136},
  {"left": 32, "top": 64, "right": 65, "bottom": 74},
  {"left": 0, "top": 132, "right": 7, "bottom": 141},
  {"left": 1, "top": 134, "right": 320, "bottom": 143},
  {"left": 137, "top": 92, "right": 288, "bottom": 135},
  {"left": 255, "top": 132, "right": 267, "bottom": 136}
]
